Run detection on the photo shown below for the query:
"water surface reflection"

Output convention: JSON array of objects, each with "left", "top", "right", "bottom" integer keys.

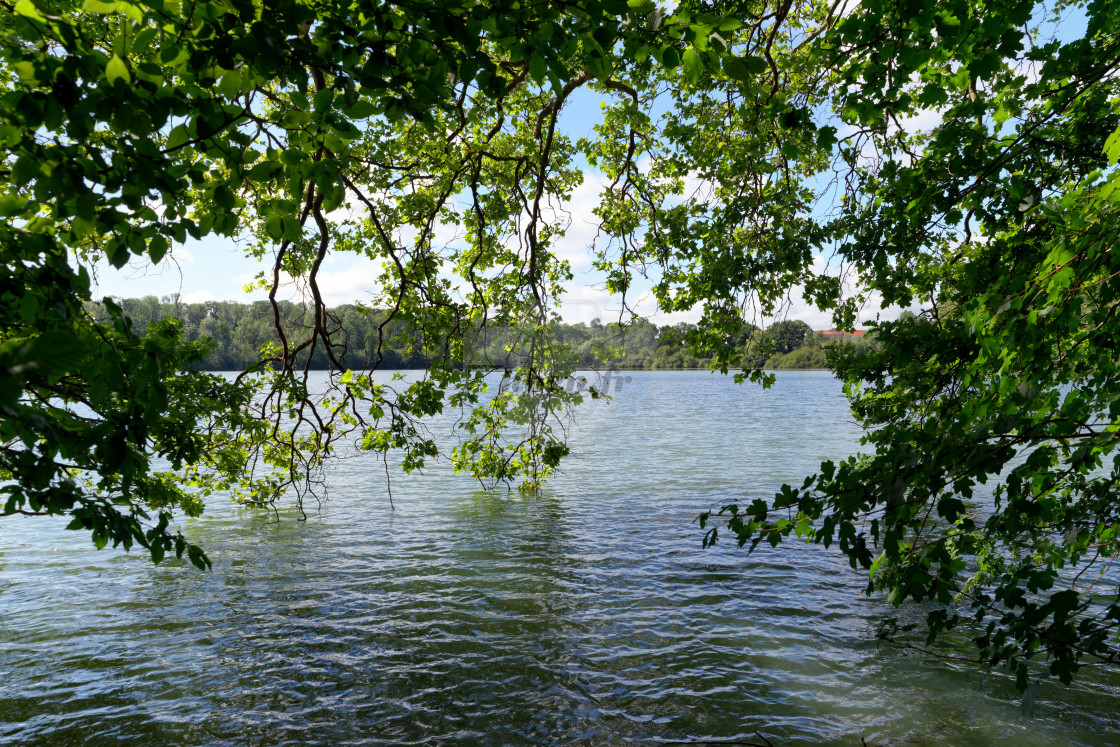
[{"left": 2, "top": 371, "right": 1118, "bottom": 744}]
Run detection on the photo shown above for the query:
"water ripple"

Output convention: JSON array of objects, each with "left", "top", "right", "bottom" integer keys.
[{"left": 2, "top": 372, "right": 1119, "bottom": 745}]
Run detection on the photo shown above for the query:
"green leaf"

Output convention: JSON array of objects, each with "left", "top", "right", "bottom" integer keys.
[
  {"left": 108, "top": 241, "right": 130, "bottom": 268},
  {"left": 106, "top": 55, "right": 131, "bottom": 86},
  {"left": 281, "top": 215, "right": 303, "bottom": 241},
  {"left": 217, "top": 70, "right": 241, "bottom": 99},
  {"left": 681, "top": 48, "right": 702, "bottom": 84},
  {"left": 160, "top": 44, "right": 185, "bottom": 65},
  {"left": 132, "top": 27, "right": 158, "bottom": 54},
  {"left": 88, "top": 375, "right": 109, "bottom": 407},
  {"left": 81, "top": 0, "right": 118, "bottom": 13},
  {"left": 166, "top": 124, "right": 190, "bottom": 151},
  {"left": 265, "top": 212, "right": 284, "bottom": 239},
  {"left": 722, "top": 56, "right": 749, "bottom": 82},
  {"left": 247, "top": 161, "right": 281, "bottom": 181},
  {"left": 723, "top": 55, "right": 767, "bottom": 81},
  {"left": 115, "top": 1, "right": 142, "bottom": 22},
  {"left": 1105, "top": 125, "right": 1120, "bottom": 166},
  {"left": 661, "top": 46, "right": 680, "bottom": 69},
  {"left": 313, "top": 86, "right": 334, "bottom": 112},
  {"left": 11, "top": 155, "right": 39, "bottom": 186},
  {"left": 14, "top": 0, "right": 47, "bottom": 23},
  {"left": 742, "top": 55, "right": 767, "bottom": 74},
  {"left": 1100, "top": 173, "right": 1120, "bottom": 203},
  {"left": 816, "top": 126, "right": 838, "bottom": 150},
  {"left": 148, "top": 234, "right": 169, "bottom": 264},
  {"left": 187, "top": 545, "right": 210, "bottom": 571},
  {"left": 20, "top": 331, "right": 91, "bottom": 377},
  {"left": 212, "top": 184, "right": 236, "bottom": 209},
  {"left": 0, "top": 194, "right": 28, "bottom": 217},
  {"left": 587, "top": 54, "right": 609, "bottom": 82},
  {"left": 12, "top": 61, "right": 37, "bottom": 85},
  {"left": 528, "top": 53, "right": 547, "bottom": 84},
  {"left": 344, "top": 100, "right": 377, "bottom": 118}
]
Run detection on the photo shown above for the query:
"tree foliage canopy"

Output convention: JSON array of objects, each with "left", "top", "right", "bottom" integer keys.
[
  {"left": 95, "top": 296, "right": 845, "bottom": 371},
  {"left": 4, "top": 0, "right": 1120, "bottom": 687}
]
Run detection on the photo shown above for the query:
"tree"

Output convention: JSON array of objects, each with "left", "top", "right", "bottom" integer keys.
[
  {"left": 690, "top": 0, "right": 1120, "bottom": 690},
  {"left": 765, "top": 319, "right": 812, "bottom": 355},
  {"left": 4, "top": 0, "right": 1120, "bottom": 689},
  {"left": 0, "top": 0, "right": 747, "bottom": 563}
]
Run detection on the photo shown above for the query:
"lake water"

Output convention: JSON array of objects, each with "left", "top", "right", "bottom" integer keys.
[{"left": 2, "top": 370, "right": 1119, "bottom": 744}]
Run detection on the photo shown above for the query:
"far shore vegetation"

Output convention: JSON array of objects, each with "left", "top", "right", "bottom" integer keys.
[{"left": 91, "top": 296, "right": 879, "bottom": 372}]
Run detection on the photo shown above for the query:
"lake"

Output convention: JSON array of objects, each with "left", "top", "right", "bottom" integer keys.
[{"left": 2, "top": 370, "right": 1118, "bottom": 744}]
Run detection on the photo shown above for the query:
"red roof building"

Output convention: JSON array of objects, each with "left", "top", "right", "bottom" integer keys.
[{"left": 819, "top": 329, "right": 867, "bottom": 339}]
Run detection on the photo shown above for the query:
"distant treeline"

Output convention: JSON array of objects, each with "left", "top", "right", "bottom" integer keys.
[{"left": 88, "top": 296, "right": 877, "bottom": 371}]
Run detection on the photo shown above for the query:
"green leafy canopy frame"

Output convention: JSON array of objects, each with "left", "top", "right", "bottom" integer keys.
[{"left": 3, "top": 0, "right": 1120, "bottom": 689}]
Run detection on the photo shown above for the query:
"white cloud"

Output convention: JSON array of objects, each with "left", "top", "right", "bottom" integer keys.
[
  {"left": 547, "top": 172, "right": 610, "bottom": 273},
  {"left": 310, "top": 256, "right": 387, "bottom": 306},
  {"left": 555, "top": 285, "right": 617, "bottom": 324},
  {"left": 234, "top": 253, "right": 389, "bottom": 308},
  {"left": 168, "top": 244, "right": 195, "bottom": 266}
]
